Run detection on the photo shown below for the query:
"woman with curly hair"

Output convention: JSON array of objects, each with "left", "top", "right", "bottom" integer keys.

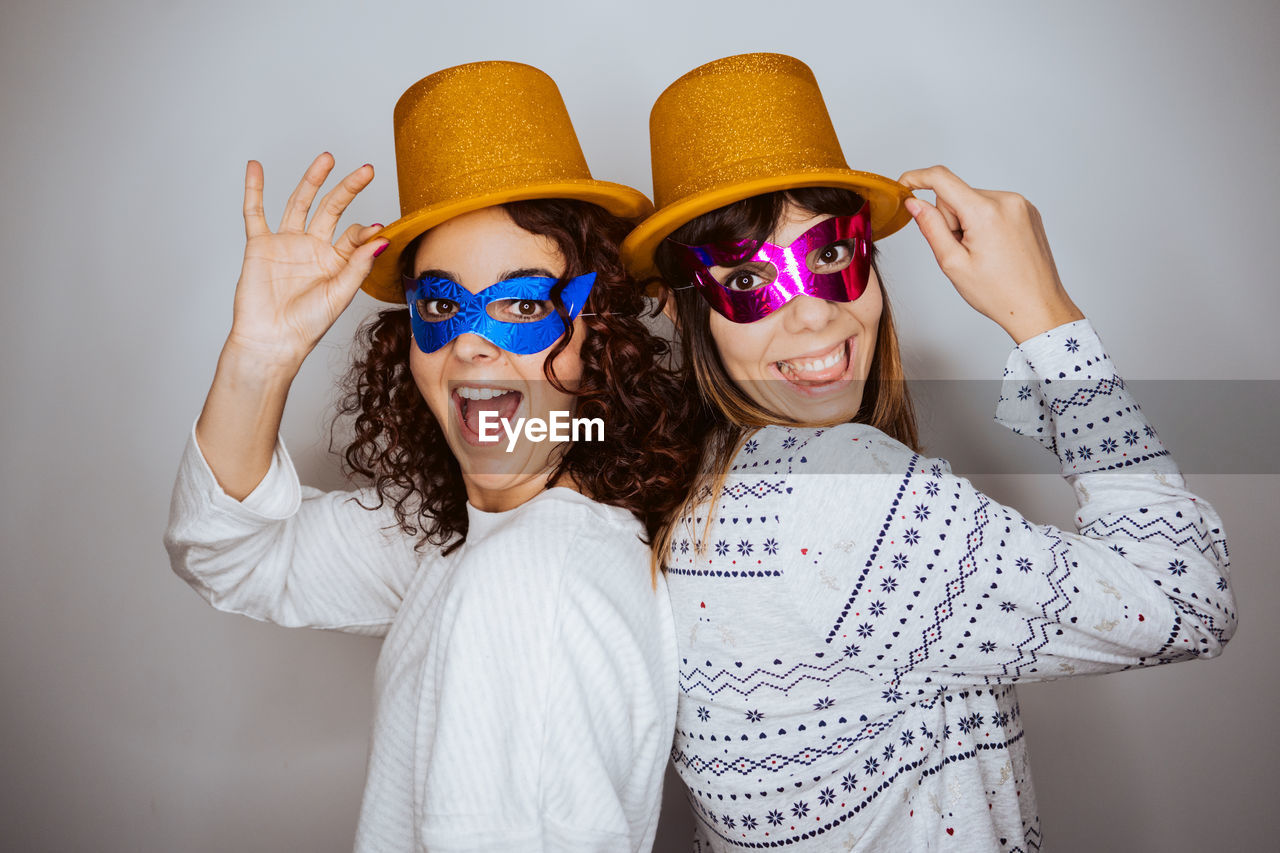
[
  {"left": 623, "top": 54, "right": 1236, "bottom": 851},
  {"left": 164, "top": 62, "right": 698, "bottom": 851}
]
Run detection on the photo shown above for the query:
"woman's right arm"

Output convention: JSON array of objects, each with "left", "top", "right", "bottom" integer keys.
[
  {"left": 197, "top": 154, "right": 386, "bottom": 498},
  {"left": 165, "top": 425, "right": 420, "bottom": 635},
  {"left": 165, "top": 155, "right": 412, "bottom": 635}
]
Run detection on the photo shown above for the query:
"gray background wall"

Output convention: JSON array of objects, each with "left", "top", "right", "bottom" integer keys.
[{"left": 2, "top": 0, "right": 1276, "bottom": 850}]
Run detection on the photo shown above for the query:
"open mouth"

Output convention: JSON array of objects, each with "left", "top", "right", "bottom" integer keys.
[
  {"left": 770, "top": 337, "right": 857, "bottom": 396},
  {"left": 452, "top": 385, "right": 524, "bottom": 446}
]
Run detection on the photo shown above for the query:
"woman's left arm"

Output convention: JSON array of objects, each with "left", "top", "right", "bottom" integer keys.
[
  {"left": 804, "top": 322, "right": 1234, "bottom": 695},
  {"left": 936, "top": 319, "right": 1234, "bottom": 681},
  {"left": 836, "top": 167, "right": 1238, "bottom": 689}
]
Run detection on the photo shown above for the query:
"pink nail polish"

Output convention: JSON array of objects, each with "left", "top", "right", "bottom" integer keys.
[
  {"left": 372, "top": 242, "right": 389, "bottom": 258},
  {"left": 371, "top": 223, "right": 384, "bottom": 229}
]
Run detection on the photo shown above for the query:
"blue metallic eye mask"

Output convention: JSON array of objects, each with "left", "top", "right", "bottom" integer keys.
[{"left": 402, "top": 272, "right": 596, "bottom": 355}]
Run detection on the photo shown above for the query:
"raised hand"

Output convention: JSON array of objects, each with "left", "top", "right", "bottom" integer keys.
[
  {"left": 229, "top": 153, "right": 388, "bottom": 369},
  {"left": 195, "top": 153, "right": 388, "bottom": 500},
  {"left": 898, "top": 165, "right": 1083, "bottom": 344}
]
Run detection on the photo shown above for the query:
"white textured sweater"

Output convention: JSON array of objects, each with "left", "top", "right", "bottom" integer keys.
[
  {"left": 663, "top": 321, "right": 1235, "bottom": 851},
  {"left": 164, "top": 429, "right": 677, "bottom": 852}
]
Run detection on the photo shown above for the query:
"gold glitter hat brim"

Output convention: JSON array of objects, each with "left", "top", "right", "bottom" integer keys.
[
  {"left": 362, "top": 61, "right": 653, "bottom": 303},
  {"left": 364, "top": 179, "right": 651, "bottom": 303},
  {"left": 620, "top": 52, "right": 914, "bottom": 286},
  {"left": 620, "top": 168, "right": 913, "bottom": 284}
]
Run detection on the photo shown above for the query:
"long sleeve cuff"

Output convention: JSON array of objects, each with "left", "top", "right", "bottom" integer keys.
[
  {"left": 994, "top": 319, "right": 1177, "bottom": 476},
  {"left": 177, "top": 419, "right": 302, "bottom": 523}
]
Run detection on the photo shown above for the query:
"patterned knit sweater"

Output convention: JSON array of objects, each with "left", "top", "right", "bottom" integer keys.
[{"left": 663, "top": 320, "right": 1235, "bottom": 851}]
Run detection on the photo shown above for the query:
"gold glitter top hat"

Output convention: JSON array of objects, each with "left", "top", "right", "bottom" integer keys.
[
  {"left": 363, "top": 61, "right": 654, "bottom": 302},
  {"left": 621, "top": 53, "right": 913, "bottom": 281}
]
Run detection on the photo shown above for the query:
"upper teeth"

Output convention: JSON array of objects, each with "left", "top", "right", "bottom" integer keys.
[
  {"left": 456, "top": 386, "right": 515, "bottom": 400},
  {"left": 779, "top": 346, "right": 844, "bottom": 374}
]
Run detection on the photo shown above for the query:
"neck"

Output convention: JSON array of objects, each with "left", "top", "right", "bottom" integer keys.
[
  {"left": 464, "top": 472, "right": 551, "bottom": 513},
  {"left": 461, "top": 460, "right": 583, "bottom": 513}
]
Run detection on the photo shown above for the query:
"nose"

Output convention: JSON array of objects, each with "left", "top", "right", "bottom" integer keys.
[
  {"left": 781, "top": 293, "right": 841, "bottom": 334},
  {"left": 451, "top": 332, "right": 503, "bottom": 362}
]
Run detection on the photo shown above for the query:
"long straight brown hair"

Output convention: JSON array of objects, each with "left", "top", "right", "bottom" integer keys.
[{"left": 650, "top": 187, "right": 919, "bottom": 571}]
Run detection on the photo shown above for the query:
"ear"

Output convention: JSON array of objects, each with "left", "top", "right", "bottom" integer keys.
[
  {"left": 644, "top": 278, "right": 681, "bottom": 330},
  {"left": 661, "top": 293, "right": 678, "bottom": 327}
]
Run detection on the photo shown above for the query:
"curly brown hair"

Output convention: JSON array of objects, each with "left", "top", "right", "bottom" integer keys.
[{"left": 335, "top": 199, "right": 706, "bottom": 556}]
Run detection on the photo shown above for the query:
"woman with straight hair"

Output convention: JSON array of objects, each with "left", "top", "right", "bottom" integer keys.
[
  {"left": 623, "top": 53, "right": 1235, "bottom": 851},
  {"left": 165, "top": 62, "right": 698, "bottom": 851}
]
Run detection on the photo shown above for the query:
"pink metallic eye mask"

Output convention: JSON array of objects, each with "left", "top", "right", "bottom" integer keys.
[{"left": 670, "top": 205, "right": 872, "bottom": 324}]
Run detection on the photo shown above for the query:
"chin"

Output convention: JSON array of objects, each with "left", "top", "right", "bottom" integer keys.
[{"left": 770, "top": 387, "right": 865, "bottom": 427}]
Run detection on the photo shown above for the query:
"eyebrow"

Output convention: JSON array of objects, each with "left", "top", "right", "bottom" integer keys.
[
  {"left": 503, "top": 267, "right": 558, "bottom": 280},
  {"left": 412, "top": 266, "right": 560, "bottom": 282},
  {"left": 415, "top": 267, "right": 458, "bottom": 281}
]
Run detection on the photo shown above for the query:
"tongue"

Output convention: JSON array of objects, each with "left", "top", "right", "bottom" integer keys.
[{"left": 464, "top": 392, "right": 521, "bottom": 437}]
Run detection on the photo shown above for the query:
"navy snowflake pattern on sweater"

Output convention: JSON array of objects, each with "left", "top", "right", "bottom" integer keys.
[{"left": 667, "top": 321, "right": 1235, "bottom": 851}]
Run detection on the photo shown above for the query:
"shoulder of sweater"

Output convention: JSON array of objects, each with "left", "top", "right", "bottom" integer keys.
[{"left": 741, "top": 422, "right": 924, "bottom": 476}]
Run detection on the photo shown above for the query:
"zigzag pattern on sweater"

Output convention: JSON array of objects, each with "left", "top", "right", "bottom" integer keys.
[
  {"left": 678, "top": 656, "right": 874, "bottom": 699},
  {"left": 721, "top": 480, "right": 792, "bottom": 503},
  {"left": 674, "top": 709, "right": 905, "bottom": 778},
  {"left": 993, "top": 524, "right": 1075, "bottom": 681},
  {"left": 893, "top": 494, "right": 992, "bottom": 685},
  {"left": 1170, "top": 596, "right": 1233, "bottom": 645},
  {"left": 1042, "top": 374, "right": 1125, "bottom": 416},
  {"left": 1016, "top": 821, "right": 1044, "bottom": 852},
  {"left": 1079, "top": 511, "right": 1219, "bottom": 557}
]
